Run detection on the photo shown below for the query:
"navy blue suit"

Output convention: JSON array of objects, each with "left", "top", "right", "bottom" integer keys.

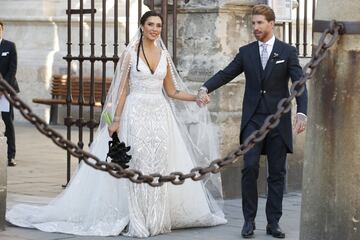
[
  {"left": 0, "top": 39, "right": 19, "bottom": 161},
  {"left": 204, "top": 39, "right": 307, "bottom": 224}
]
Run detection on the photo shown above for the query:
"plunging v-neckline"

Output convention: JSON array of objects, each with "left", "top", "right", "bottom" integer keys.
[{"left": 138, "top": 49, "right": 163, "bottom": 75}]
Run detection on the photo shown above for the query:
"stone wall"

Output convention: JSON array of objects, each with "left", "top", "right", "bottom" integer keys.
[{"left": 175, "top": 0, "right": 306, "bottom": 198}]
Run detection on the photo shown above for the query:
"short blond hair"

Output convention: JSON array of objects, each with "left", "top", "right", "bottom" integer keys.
[{"left": 252, "top": 4, "right": 276, "bottom": 22}]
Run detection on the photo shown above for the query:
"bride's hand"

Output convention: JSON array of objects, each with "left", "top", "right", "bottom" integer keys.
[{"left": 108, "top": 121, "right": 120, "bottom": 137}]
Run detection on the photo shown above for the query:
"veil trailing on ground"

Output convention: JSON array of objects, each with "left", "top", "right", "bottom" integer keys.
[
  {"left": 6, "top": 29, "right": 226, "bottom": 236},
  {"left": 96, "top": 29, "right": 224, "bottom": 206}
]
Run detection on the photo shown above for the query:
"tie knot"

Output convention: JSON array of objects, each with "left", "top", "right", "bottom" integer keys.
[{"left": 261, "top": 43, "right": 267, "bottom": 49}]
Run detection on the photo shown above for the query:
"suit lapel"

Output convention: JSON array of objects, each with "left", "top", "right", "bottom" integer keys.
[
  {"left": 264, "top": 39, "right": 283, "bottom": 81},
  {"left": 249, "top": 42, "right": 262, "bottom": 84},
  {"left": 0, "top": 41, "right": 5, "bottom": 65},
  {"left": 0, "top": 40, "right": 5, "bottom": 52}
]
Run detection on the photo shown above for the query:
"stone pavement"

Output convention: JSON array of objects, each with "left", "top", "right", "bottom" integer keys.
[{"left": 1, "top": 123, "right": 302, "bottom": 240}]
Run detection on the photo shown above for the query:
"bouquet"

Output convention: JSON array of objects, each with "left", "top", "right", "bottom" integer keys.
[{"left": 102, "top": 111, "right": 131, "bottom": 169}]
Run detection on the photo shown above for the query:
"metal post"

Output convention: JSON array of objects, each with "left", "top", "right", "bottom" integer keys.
[
  {"left": 65, "top": 0, "right": 73, "bottom": 185},
  {"left": 138, "top": 0, "right": 143, "bottom": 26},
  {"left": 77, "top": 0, "right": 85, "bottom": 157},
  {"left": 125, "top": 0, "right": 130, "bottom": 45},
  {"left": 282, "top": 22, "right": 286, "bottom": 41},
  {"left": 296, "top": 0, "right": 300, "bottom": 54},
  {"left": 89, "top": 0, "right": 96, "bottom": 144},
  {"left": 161, "top": 0, "right": 168, "bottom": 46},
  {"left": 303, "top": 0, "right": 308, "bottom": 57},
  {"left": 173, "top": 0, "right": 178, "bottom": 65},
  {"left": 101, "top": 0, "right": 107, "bottom": 107},
  {"left": 300, "top": 1, "right": 360, "bottom": 239},
  {"left": 289, "top": 22, "right": 293, "bottom": 46},
  {"left": 149, "top": 0, "right": 154, "bottom": 10}
]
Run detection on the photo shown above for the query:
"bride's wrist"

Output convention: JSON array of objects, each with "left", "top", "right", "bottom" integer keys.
[{"left": 113, "top": 116, "right": 121, "bottom": 122}]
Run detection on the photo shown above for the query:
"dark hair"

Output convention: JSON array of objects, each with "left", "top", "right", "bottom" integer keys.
[
  {"left": 0, "top": 21, "right": 4, "bottom": 28},
  {"left": 252, "top": 4, "right": 276, "bottom": 22},
  {"left": 136, "top": 11, "right": 163, "bottom": 72}
]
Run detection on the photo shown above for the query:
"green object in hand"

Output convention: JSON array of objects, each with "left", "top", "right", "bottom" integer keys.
[{"left": 103, "top": 111, "right": 113, "bottom": 125}]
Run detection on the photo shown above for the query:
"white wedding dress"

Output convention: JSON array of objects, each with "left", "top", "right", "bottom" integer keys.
[{"left": 6, "top": 48, "right": 227, "bottom": 237}]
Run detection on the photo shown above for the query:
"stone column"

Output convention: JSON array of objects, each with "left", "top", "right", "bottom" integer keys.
[
  {"left": 174, "top": 0, "right": 265, "bottom": 198},
  {"left": 0, "top": 121, "right": 7, "bottom": 231},
  {"left": 300, "top": 0, "right": 360, "bottom": 239}
]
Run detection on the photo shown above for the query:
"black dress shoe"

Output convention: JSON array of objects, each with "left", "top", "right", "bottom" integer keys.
[
  {"left": 266, "top": 223, "right": 285, "bottom": 238},
  {"left": 241, "top": 221, "right": 255, "bottom": 238},
  {"left": 8, "top": 159, "right": 16, "bottom": 167}
]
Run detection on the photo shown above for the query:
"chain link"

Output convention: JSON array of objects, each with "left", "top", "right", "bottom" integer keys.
[{"left": 0, "top": 20, "right": 343, "bottom": 187}]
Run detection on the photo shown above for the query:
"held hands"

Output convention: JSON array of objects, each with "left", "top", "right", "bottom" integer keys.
[
  {"left": 293, "top": 113, "right": 307, "bottom": 135},
  {"left": 196, "top": 87, "right": 210, "bottom": 107}
]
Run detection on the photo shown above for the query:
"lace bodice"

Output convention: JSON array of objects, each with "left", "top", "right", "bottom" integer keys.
[{"left": 129, "top": 49, "right": 167, "bottom": 95}]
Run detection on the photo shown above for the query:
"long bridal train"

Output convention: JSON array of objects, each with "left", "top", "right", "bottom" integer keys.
[{"left": 6, "top": 44, "right": 227, "bottom": 237}]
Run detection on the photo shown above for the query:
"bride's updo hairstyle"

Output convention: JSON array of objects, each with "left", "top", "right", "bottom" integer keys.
[{"left": 136, "top": 11, "right": 163, "bottom": 72}]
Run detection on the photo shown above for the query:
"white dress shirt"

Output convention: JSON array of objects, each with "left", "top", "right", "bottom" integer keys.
[{"left": 258, "top": 35, "right": 276, "bottom": 60}]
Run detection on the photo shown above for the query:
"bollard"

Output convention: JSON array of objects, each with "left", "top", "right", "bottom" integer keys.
[
  {"left": 0, "top": 120, "right": 7, "bottom": 231},
  {"left": 300, "top": 0, "right": 360, "bottom": 239}
]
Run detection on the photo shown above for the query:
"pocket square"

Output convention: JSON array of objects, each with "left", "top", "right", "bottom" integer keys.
[
  {"left": 276, "top": 60, "right": 285, "bottom": 64},
  {"left": 1, "top": 52, "right": 9, "bottom": 56}
]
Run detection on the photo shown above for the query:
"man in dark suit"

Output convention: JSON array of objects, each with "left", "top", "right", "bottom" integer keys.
[
  {"left": 0, "top": 21, "right": 20, "bottom": 167},
  {"left": 197, "top": 5, "right": 307, "bottom": 239}
]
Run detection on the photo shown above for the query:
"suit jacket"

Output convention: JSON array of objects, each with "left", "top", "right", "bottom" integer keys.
[
  {"left": 204, "top": 39, "right": 308, "bottom": 153},
  {"left": 0, "top": 39, "right": 19, "bottom": 93}
]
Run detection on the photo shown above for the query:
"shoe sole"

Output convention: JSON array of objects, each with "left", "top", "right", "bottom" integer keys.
[
  {"left": 266, "top": 230, "right": 285, "bottom": 238},
  {"left": 242, "top": 233, "right": 254, "bottom": 239}
]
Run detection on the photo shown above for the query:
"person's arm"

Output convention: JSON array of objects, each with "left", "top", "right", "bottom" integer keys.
[
  {"left": 203, "top": 47, "right": 244, "bottom": 94},
  {"left": 288, "top": 46, "right": 308, "bottom": 134},
  {"left": 108, "top": 75, "right": 129, "bottom": 136},
  {"left": 196, "top": 47, "right": 244, "bottom": 106},
  {"left": 163, "top": 63, "right": 196, "bottom": 101},
  {"left": 108, "top": 54, "right": 131, "bottom": 136},
  {"left": 5, "top": 42, "right": 17, "bottom": 86}
]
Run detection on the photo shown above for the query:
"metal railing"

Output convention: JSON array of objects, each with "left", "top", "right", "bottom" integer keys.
[
  {"left": 62, "top": 0, "right": 185, "bottom": 184},
  {"left": 278, "top": 0, "right": 316, "bottom": 57}
]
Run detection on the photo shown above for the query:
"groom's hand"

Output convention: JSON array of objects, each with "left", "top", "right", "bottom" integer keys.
[
  {"left": 293, "top": 113, "right": 307, "bottom": 134},
  {"left": 196, "top": 87, "right": 210, "bottom": 107}
]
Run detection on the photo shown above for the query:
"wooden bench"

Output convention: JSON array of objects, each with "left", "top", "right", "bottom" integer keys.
[{"left": 33, "top": 74, "right": 112, "bottom": 124}]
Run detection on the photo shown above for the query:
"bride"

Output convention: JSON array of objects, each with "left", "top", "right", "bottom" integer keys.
[{"left": 6, "top": 11, "right": 227, "bottom": 237}]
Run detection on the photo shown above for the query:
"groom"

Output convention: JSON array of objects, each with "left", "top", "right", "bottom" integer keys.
[{"left": 197, "top": 4, "right": 308, "bottom": 239}]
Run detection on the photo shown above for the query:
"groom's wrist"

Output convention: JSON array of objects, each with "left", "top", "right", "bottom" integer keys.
[{"left": 199, "top": 86, "right": 208, "bottom": 93}]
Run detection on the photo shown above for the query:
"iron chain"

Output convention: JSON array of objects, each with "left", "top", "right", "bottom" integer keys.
[{"left": 0, "top": 20, "right": 343, "bottom": 187}]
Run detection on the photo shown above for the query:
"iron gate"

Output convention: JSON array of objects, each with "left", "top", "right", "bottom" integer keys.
[{"left": 63, "top": 0, "right": 186, "bottom": 184}]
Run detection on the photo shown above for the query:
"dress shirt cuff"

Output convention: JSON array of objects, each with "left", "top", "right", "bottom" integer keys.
[
  {"left": 296, "top": 112, "right": 307, "bottom": 119},
  {"left": 199, "top": 86, "right": 208, "bottom": 93}
]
